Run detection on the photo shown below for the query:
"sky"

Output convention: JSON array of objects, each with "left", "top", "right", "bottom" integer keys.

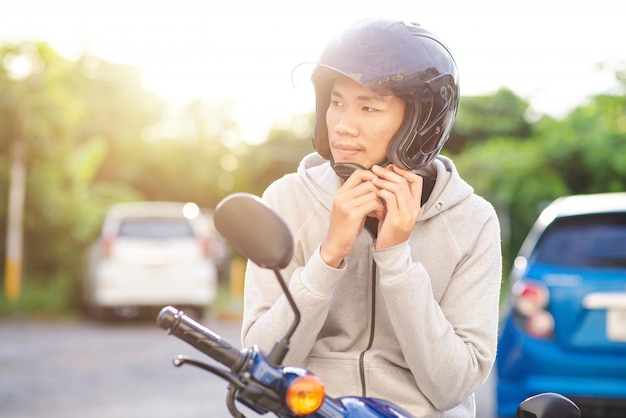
[{"left": 1, "top": 0, "right": 624, "bottom": 143}]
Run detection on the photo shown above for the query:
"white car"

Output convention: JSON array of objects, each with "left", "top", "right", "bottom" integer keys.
[{"left": 85, "top": 201, "right": 217, "bottom": 320}]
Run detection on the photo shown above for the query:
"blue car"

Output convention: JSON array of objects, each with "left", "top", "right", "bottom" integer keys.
[{"left": 497, "top": 192, "right": 626, "bottom": 418}]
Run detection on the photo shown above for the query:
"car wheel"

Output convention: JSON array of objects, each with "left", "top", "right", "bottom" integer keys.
[{"left": 87, "top": 305, "right": 111, "bottom": 322}]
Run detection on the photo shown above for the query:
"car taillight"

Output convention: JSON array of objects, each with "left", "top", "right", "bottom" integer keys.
[
  {"left": 525, "top": 310, "right": 555, "bottom": 339},
  {"left": 103, "top": 236, "right": 115, "bottom": 258},
  {"left": 197, "top": 237, "right": 210, "bottom": 257},
  {"left": 512, "top": 280, "right": 555, "bottom": 339},
  {"left": 513, "top": 280, "right": 548, "bottom": 316}
]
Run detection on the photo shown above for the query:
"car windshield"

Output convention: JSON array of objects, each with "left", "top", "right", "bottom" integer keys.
[
  {"left": 118, "top": 218, "right": 194, "bottom": 239},
  {"left": 532, "top": 213, "right": 626, "bottom": 268}
]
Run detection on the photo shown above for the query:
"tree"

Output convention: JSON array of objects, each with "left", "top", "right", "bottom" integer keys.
[
  {"left": 449, "top": 88, "right": 532, "bottom": 154},
  {"left": 0, "top": 41, "right": 163, "bottom": 306},
  {"left": 240, "top": 113, "right": 314, "bottom": 195},
  {"left": 455, "top": 75, "right": 626, "bottom": 279}
]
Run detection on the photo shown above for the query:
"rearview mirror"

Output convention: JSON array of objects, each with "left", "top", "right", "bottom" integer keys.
[
  {"left": 214, "top": 193, "right": 293, "bottom": 270},
  {"left": 516, "top": 392, "right": 580, "bottom": 418}
]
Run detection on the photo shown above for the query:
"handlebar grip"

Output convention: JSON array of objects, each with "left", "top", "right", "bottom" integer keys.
[{"left": 157, "top": 306, "right": 245, "bottom": 370}]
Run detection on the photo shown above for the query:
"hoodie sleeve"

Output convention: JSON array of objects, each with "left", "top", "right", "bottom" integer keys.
[{"left": 374, "top": 199, "right": 502, "bottom": 412}]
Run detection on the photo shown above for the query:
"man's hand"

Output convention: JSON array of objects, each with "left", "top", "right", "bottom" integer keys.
[
  {"left": 370, "top": 164, "right": 423, "bottom": 249},
  {"left": 320, "top": 168, "right": 384, "bottom": 268},
  {"left": 320, "top": 164, "right": 423, "bottom": 267}
]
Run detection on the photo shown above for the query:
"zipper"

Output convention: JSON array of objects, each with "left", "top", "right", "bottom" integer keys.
[
  {"left": 359, "top": 217, "right": 379, "bottom": 397},
  {"left": 358, "top": 258, "right": 378, "bottom": 397}
]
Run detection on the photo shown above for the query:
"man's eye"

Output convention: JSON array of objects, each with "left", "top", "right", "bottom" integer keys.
[
  {"left": 363, "top": 106, "right": 378, "bottom": 112},
  {"left": 330, "top": 100, "right": 343, "bottom": 107}
]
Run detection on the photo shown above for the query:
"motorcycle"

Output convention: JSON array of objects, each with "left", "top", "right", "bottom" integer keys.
[{"left": 157, "top": 192, "right": 581, "bottom": 418}]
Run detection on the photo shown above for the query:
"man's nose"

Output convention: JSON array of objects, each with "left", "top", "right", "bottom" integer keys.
[{"left": 333, "top": 111, "right": 359, "bottom": 136}]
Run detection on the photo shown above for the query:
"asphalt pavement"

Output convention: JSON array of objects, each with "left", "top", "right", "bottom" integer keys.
[{"left": 0, "top": 313, "right": 495, "bottom": 418}]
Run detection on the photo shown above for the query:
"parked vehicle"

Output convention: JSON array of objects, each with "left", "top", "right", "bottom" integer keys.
[
  {"left": 497, "top": 192, "right": 626, "bottom": 417},
  {"left": 157, "top": 193, "right": 581, "bottom": 418},
  {"left": 85, "top": 201, "right": 217, "bottom": 319},
  {"left": 202, "top": 209, "right": 231, "bottom": 285}
]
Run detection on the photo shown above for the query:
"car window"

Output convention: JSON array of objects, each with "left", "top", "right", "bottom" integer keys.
[
  {"left": 118, "top": 218, "right": 195, "bottom": 239},
  {"left": 532, "top": 213, "right": 626, "bottom": 268}
]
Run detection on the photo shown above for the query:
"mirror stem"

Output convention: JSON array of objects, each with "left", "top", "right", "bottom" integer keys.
[{"left": 266, "top": 269, "right": 301, "bottom": 366}]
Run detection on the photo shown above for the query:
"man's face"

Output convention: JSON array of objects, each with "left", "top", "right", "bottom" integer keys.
[{"left": 326, "top": 76, "right": 406, "bottom": 169}]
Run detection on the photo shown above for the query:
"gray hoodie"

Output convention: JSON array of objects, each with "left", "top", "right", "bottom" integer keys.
[{"left": 242, "top": 153, "right": 502, "bottom": 417}]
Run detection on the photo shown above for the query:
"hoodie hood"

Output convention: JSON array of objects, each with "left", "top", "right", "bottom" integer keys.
[{"left": 296, "top": 152, "right": 474, "bottom": 222}]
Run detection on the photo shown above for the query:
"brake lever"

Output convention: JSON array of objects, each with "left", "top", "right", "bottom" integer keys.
[
  {"left": 173, "top": 355, "right": 246, "bottom": 390},
  {"left": 227, "top": 385, "right": 246, "bottom": 418}
]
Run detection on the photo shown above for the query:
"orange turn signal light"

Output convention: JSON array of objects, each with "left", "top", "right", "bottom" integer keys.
[{"left": 286, "top": 374, "right": 326, "bottom": 415}]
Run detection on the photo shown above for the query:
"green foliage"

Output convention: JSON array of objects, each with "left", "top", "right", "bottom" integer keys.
[
  {"left": 449, "top": 88, "right": 532, "bottom": 153},
  {"left": 543, "top": 94, "right": 626, "bottom": 194},
  {"left": 0, "top": 41, "right": 159, "bottom": 308},
  {"left": 0, "top": 272, "right": 77, "bottom": 317},
  {"left": 241, "top": 113, "right": 314, "bottom": 195},
  {"left": 455, "top": 85, "right": 626, "bottom": 277}
]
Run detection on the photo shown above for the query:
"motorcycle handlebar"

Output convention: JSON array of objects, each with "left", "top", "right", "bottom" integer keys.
[{"left": 157, "top": 306, "right": 246, "bottom": 371}]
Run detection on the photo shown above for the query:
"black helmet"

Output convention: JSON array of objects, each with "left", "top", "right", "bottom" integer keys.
[{"left": 311, "top": 18, "right": 459, "bottom": 169}]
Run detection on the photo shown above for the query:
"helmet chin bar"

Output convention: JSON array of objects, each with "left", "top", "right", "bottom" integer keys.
[
  {"left": 332, "top": 162, "right": 368, "bottom": 180},
  {"left": 331, "top": 153, "right": 393, "bottom": 180}
]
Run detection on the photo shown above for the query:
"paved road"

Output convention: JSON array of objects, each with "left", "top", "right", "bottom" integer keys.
[{"left": 0, "top": 313, "right": 496, "bottom": 417}]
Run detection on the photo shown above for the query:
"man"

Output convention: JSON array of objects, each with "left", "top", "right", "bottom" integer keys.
[{"left": 242, "top": 18, "right": 502, "bottom": 417}]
